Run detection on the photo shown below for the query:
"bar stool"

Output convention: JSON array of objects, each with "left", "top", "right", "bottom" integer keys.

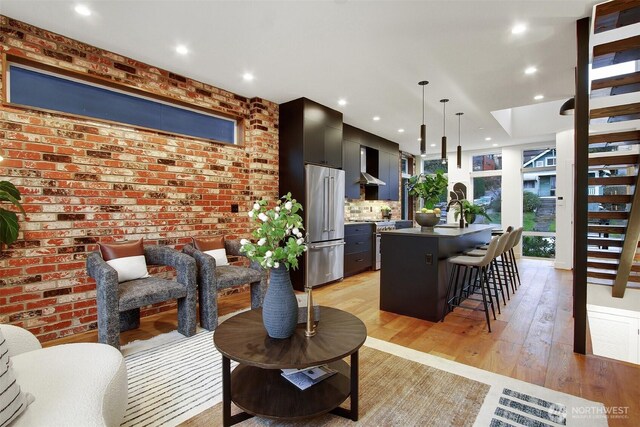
[
  {"left": 465, "top": 230, "right": 512, "bottom": 307},
  {"left": 443, "top": 236, "right": 500, "bottom": 332},
  {"left": 507, "top": 227, "right": 523, "bottom": 290}
]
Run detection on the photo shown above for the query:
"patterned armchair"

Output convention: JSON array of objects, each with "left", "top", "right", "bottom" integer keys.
[
  {"left": 86, "top": 245, "right": 197, "bottom": 349},
  {"left": 183, "top": 239, "right": 267, "bottom": 330}
]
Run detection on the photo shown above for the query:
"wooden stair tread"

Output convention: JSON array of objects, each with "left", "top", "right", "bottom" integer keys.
[
  {"left": 595, "top": 0, "right": 640, "bottom": 20},
  {"left": 588, "top": 260, "right": 640, "bottom": 272},
  {"left": 589, "top": 130, "right": 640, "bottom": 144},
  {"left": 588, "top": 175, "right": 637, "bottom": 185},
  {"left": 592, "top": 71, "right": 640, "bottom": 91},
  {"left": 592, "top": 35, "right": 640, "bottom": 69},
  {"left": 588, "top": 211, "right": 630, "bottom": 220},
  {"left": 587, "top": 270, "right": 640, "bottom": 282},
  {"left": 588, "top": 194, "right": 633, "bottom": 203},
  {"left": 591, "top": 103, "right": 640, "bottom": 120},
  {"left": 588, "top": 224, "right": 627, "bottom": 234},
  {"left": 588, "top": 237, "right": 627, "bottom": 247},
  {"left": 587, "top": 154, "right": 639, "bottom": 166},
  {"left": 587, "top": 249, "right": 622, "bottom": 259}
]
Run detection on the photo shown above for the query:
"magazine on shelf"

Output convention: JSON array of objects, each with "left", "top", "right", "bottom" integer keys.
[{"left": 280, "top": 365, "right": 337, "bottom": 390}]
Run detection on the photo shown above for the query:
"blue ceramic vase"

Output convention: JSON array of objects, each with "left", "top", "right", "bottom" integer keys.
[{"left": 262, "top": 264, "right": 298, "bottom": 339}]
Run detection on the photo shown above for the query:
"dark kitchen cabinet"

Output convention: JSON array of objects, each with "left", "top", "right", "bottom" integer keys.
[
  {"left": 344, "top": 223, "right": 374, "bottom": 277},
  {"left": 343, "top": 128, "right": 361, "bottom": 200},
  {"left": 280, "top": 98, "right": 343, "bottom": 169},
  {"left": 377, "top": 150, "right": 400, "bottom": 201}
]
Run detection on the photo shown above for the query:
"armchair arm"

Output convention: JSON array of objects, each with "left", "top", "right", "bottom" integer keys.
[
  {"left": 224, "top": 239, "right": 264, "bottom": 274},
  {"left": 145, "top": 246, "right": 196, "bottom": 291},
  {"left": 224, "top": 239, "right": 243, "bottom": 257},
  {"left": 0, "top": 324, "right": 42, "bottom": 357},
  {"left": 86, "top": 251, "right": 119, "bottom": 300},
  {"left": 182, "top": 244, "right": 217, "bottom": 287}
]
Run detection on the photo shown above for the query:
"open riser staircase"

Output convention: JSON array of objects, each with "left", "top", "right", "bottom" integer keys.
[{"left": 586, "top": 0, "right": 640, "bottom": 297}]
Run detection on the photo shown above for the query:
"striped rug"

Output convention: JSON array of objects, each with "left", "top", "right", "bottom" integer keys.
[
  {"left": 121, "top": 330, "right": 232, "bottom": 427},
  {"left": 120, "top": 331, "right": 607, "bottom": 427}
]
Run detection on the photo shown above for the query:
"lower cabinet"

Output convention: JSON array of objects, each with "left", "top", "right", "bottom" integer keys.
[{"left": 344, "top": 223, "right": 374, "bottom": 277}]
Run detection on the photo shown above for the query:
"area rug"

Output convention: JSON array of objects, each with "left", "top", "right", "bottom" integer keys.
[{"left": 120, "top": 331, "right": 607, "bottom": 427}]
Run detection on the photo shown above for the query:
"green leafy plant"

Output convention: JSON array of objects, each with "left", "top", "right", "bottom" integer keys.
[
  {"left": 453, "top": 200, "right": 492, "bottom": 223},
  {"left": 240, "top": 192, "right": 307, "bottom": 270},
  {"left": 523, "top": 191, "right": 541, "bottom": 212},
  {"left": 0, "top": 181, "right": 26, "bottom": 245},
  {"left": 380, "top": 204, "right": 391, "bottom": 212},
  {"left": 407, "top": 170, "right": 448, "bottom": 209}
]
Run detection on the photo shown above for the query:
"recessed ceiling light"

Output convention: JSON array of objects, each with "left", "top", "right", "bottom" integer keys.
[
  {"left": 478, "top": 127, "right": 484, "bottom": 130},
  {"left": 338, "top": 99, "right": 347, "bottom": 106},
  {"left": 485, "top": 137, "right": 492, "bottom": 141},
  {"left": 430, "top": 144, "right": 436, "bottom": 147},
  {"left": 420, "top": 153, "right": 427, "bottom": 158},
  {"left": 534, "top": 94, "right": 544, "bottom": 100},
  {"left": 512, "top": 24, "right": 527, "bottom": 35},
  {"left": 492, "top": 143, "right": 499, "bottom": 147},
  {"left": 398, "top": 128, "right": 405, "bottom": 133},
  {"left": 242, "top": 72, "right": 254, "bottom": 82},
  {"left": 525, "top": 66, "right": 537, "bottom": 75},
  {"left": 175, "top": 45, "right": 189, "bottom": 55},
  {"left": 74, "top": 4, "right": 92, "bottom": 16},
  {"left": 373, "top": 116, "right": 380, "bottom": 121}
]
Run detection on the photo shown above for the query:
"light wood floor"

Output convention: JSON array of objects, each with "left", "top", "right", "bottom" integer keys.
[{"left": 52, "top": 259, "right": 639, "bottom": 426}]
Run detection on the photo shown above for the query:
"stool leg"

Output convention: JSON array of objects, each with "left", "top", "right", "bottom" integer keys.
[
  {"left": 510, "top": 248, "right": 521, "bottom": 289},
  {"left": 442, "top": 263, "right": 459, "bottom": 320},
  {"left": 492, "top": 258, "right": 507, "bottom": 306},
  {"left": 478, "top": 266, "right": 492, "bottom": 332}
]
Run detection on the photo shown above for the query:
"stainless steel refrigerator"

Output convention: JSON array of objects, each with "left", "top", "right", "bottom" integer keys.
[{"left": 305, "top": 164, "right": 345, "bottom": 288}]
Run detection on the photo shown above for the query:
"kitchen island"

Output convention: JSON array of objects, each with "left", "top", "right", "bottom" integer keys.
[{"left": 379, "top": 224, "right": 493, "bottom": 322}]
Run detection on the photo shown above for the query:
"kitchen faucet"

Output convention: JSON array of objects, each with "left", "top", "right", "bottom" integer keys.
[{"left": 447, "top": 199, "right": 465, "bottom": 228}]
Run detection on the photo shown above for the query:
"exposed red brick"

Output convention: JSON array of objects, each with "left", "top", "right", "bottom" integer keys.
[{"left": 0, "top": 15, "right": 279, "bottom": 343}]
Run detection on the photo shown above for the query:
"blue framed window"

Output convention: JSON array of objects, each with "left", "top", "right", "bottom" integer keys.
[{"left": 7, "top": 63, "right": 237, "bottom": 144}]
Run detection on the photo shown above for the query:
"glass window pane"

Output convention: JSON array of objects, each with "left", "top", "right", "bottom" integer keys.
[
  {"left": 522, "top": 148, "right": 556, "bottom": 233},
  {"left": 522, "top": 236, "right": 556, "bottom": 258},
  {"left": 423, "top": 159, "right": 446, "bottom": 175},
  {"left": 472, "top": 154, "right": 502, "bottom": 171},
  {"left": 472, "top": 176, "right": 501, "bottom": 226}
]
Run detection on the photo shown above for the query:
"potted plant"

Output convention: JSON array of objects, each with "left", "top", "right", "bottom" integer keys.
[
  {"left": 380, "top": 204, "right": 392, "bottom": 220},
  {"left": 453, "top": 200, "right": 492, "bottom": 224},
  {"left": 406, "top": 170, "right": 448, "bottom": 229},
  {"left": 0, "top": 181, "right": 26, "bottom": 246},
  {"left": 240, "top": 192, "right": 307, "bottom": 339}
]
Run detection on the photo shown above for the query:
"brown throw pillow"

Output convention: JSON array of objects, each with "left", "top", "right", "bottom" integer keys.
[
  {"left": 98, "top": 238, "right": 149, "bottom": 282},
  {"left": 192, "top": 236, "right": 228, "bottom": 266}
]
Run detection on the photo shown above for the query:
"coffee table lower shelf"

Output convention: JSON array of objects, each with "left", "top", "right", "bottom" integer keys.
[{"left": 222, "top": 355, "right": 359, "bottom": 426}]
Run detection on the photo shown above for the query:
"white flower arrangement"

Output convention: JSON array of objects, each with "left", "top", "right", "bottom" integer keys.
[{"left": 240, "top": 192, "right": 307, "bottom": 270}]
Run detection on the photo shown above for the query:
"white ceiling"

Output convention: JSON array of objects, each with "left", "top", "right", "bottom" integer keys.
[{"left": 1, "top": 0, "right": 594, "bottom": 154}]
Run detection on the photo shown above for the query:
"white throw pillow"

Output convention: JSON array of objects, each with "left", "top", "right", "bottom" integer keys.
[
  {"left": 0, "top": 329, "right": 33, "bottom": 426},
  {"left": 106, "top": 255, "right": 150, "bottom": 282},
  {"left": 203, "top": 248, "right": 229, "bottom": 266}
]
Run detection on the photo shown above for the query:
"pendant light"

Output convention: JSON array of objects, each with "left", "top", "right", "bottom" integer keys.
[
  {"left": 419, "top": 81, "right": 429, "bottom": 157},
  {"left": 440, "top": 99, "right": 449, "bottom": 164},
  {"left": 455, "top": 112, "right": 464, "bottom": 169}
]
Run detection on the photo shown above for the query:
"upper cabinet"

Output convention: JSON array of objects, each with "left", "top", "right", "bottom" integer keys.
[
  {"left": 378, "top": 149, "right": 400, "bottom": 201},
  {"left": 280, "top": 98, "right": 343, "bottom": 169},
  {"left": 343, "top": 124, "right": 363, "bottom": 200}
]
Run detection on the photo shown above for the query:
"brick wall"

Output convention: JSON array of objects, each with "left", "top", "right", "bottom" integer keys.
[{"left": 0, "top": 16, "right": 279, "bottom": 342}]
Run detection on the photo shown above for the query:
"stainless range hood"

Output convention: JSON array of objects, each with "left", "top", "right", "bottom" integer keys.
[{"left": 359, "top": 147, "right": 386, "bottom": 186}]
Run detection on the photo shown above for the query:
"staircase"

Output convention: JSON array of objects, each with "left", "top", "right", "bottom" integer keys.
[{"left": 585, "top": 0, "right": 640, "bottom": 297}]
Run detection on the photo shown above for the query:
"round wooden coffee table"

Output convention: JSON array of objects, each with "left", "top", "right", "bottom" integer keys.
[{"left": 214, "top": 306, "right": 367, "bottom": 426}]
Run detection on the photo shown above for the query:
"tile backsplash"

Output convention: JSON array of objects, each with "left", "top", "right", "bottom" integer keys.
[{"left": 345, "top": 199, "right": 402, "bottom": 221}]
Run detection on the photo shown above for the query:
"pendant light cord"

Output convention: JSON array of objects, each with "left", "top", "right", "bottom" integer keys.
[
  {"left": 457, "top": 114, "right": 461, "bottom": 146},
  {"left": 422, "top": 85, "right": 425, "bottom": 125}
]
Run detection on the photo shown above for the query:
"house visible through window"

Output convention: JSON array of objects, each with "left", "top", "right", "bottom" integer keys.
[{"left": 7, "top": 62, "right": 238, "bottom": 144}]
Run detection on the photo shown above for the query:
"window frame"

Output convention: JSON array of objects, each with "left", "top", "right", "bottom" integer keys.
[{"left": 3, "top": 56, "right": 243, "bottom": 145}]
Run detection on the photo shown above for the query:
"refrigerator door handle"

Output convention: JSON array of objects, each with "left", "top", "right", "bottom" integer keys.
[
  {"left": 309, "top": 241, "right": 346, "bottom": 250},
  {"left": 329, "top": 176, "right": 335, "bottom": 231},
  {"left": 323, "top": 176, "right": 329, "bottom": 232}
]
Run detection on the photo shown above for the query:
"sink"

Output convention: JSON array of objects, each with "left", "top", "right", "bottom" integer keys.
[{"left": 434, "top": 224, "right": 460, "bottom": 228}]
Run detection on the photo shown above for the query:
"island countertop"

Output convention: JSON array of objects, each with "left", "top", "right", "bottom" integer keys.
[{"left": 381, "top": 223, "right": 494, "bottom": 237}]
